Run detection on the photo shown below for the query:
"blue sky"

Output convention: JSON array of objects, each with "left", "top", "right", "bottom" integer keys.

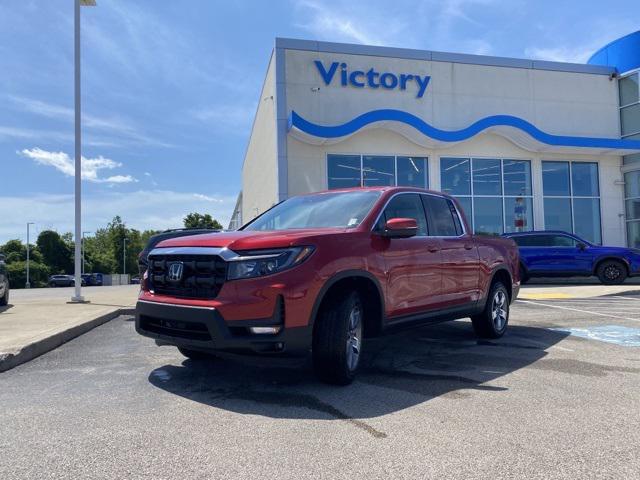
[{"left": 0, "top": 0, "right": 638, "bottom": 242}]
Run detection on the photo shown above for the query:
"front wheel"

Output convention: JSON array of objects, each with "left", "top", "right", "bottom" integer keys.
[
  {"left": 471, "top": 281, "right": 509, "bottom": 339},
  {"left": 313, "top": 291, "right": 363, "bottom": 385},
  {"left": 597, "top": 260, "right": 627, "bottom": 285},
  {"left": 0, "top": 284, "right": 8, "bottom": 306}
]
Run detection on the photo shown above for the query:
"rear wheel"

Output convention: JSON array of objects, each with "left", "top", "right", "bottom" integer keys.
[
  {"left": 178, "top": 347, "right": 217, "bottom": 361},
  {"left": 597, "top": 260, "right": 627, "bottom": 285},
  {"left": 471, "top": 281, "right": 509, "bottom": 339},
  {"left": 313, "top": 290, "right": 363, "bottom": 385}
]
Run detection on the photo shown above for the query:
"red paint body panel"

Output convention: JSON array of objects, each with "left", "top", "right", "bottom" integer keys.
[{"left": 137, "top": 187, "right": 519, "bottom": 354}]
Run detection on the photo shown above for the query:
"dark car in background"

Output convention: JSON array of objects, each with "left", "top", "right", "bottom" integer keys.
[
  {"left": 0, "top": 253, "right": 9, "bottom": 306},
  {"left": 48, "top": 275, "right": 84, "bottom": 287},
  {"left": 81, "top": 273, "right": 103, "bottom": 286},
  {"left": 504, "top": 230, "right": 640, "bottom": 285},
  {"left": 138, "top": 228, "right": 220, "bottom": 277}
]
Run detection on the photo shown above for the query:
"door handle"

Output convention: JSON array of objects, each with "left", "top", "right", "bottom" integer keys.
[
  {"left": 427, "top": 246, "right": 439, "bottom": 253},
  {"left": 464, "top": 244, "right": 474, "bottom": 250}
]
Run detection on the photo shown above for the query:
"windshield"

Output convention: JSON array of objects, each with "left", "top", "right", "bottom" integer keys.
[{"left": 242, "top": 190, "right": 382, "bottom": 231}]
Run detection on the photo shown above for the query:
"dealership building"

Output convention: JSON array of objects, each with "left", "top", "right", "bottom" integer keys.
[{"left": 230, "top": 32, "right": 640, "bottom": 247}]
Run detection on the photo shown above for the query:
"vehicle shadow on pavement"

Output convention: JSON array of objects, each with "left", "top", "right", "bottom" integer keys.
[
  {"left": 148, "top": 320, "right": 569, "bottom": 425},
  {"left": 0, "top": 304, "right": 14, "bottom": 314}
]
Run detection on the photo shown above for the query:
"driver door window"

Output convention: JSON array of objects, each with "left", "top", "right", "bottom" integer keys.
[{"left": 379, "top": 194, "right": 428, "bottom": 235}]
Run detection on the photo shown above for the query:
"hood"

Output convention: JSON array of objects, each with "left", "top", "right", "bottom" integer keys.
[{"left": 156, "top": 227, "right": 348, "bottom": 251}]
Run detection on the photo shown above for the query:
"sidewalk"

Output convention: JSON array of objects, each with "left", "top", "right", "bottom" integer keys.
[{"left": 0, "top": 285, "right": 138, "bottom": 372}]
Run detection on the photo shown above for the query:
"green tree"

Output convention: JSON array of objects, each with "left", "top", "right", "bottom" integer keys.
[
  {"left": 6, "top": 260, "right": 50, "bottom": 289},
  {"left": 37, "top": 230, "right": 73, "bottom": 274},
  {"left": 0, "top": 239, "right": 43, "bottom": 264},
  {"left": 183, "top": 212, "right": 223, "bottom": 230}
]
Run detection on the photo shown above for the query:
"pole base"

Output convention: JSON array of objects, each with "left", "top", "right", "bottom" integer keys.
[{"left": 68, "top": 296, "right": 90, "bottom": 304}]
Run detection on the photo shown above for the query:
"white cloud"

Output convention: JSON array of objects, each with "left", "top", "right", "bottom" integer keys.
[
  {"left": 5, "top": 95, "right": 172, "bottom": 148},
  {"left": 0, "top": 190, "right": 236, "bottom": 242},
  {"left": 293, "top": 0, "right": 396, "bottom": 46},
  {"left": 20, "top": 147, "right": 137, "bottom": 184}
]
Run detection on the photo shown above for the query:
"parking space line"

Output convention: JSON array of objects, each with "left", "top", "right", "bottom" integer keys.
[{"left": 517, "top": 299, "right": 640, "bottom": 322}]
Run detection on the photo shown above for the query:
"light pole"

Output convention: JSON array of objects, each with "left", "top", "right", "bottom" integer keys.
[
  {"left": 25, "top": 222, "right": 34, "bottom": 289},
  {"left": 71, "top": 0, "right": 96, "bottom": 303},
  {"left": 82, "top": 231, "right": 91, "bottom": 275},
  {"left": 123, "top": 237, "right": 128, "bottom": 276}
]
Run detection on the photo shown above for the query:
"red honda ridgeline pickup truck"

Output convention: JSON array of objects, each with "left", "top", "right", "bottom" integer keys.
[{"left": 136, "top": 187, "right": 520, "bottom": 385}]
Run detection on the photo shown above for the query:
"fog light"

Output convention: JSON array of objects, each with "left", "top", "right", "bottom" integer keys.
[{"left": 249, "top": 326, "right": 282, "bottom": 335}]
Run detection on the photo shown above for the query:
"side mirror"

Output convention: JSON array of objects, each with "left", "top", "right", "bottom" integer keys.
[
  {"left": 381, "top": 217, "right": 418, "bottom": 239},
  {"left": 577, "top": 242, "right": 587, "bottom": 251}
]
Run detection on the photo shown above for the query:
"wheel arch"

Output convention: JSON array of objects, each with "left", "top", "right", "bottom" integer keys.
[
  {"left": 489, "top": 266, "right": 513, "bottom": 303},
  {"left": 310, "top": 270, "right": 385, "bottom": 338},
  {"left": 593, "top": 256, "right": 630, "bottom": 276}
]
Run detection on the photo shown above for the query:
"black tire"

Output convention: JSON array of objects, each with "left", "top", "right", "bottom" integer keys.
[
  {"left": 597, "top": 260, "right": 627, "bottom": 285},
  {"left": 0, "top": 284, "right": 8, "bottom": 306},
  {"left": 519, "top": 264, "right": 530, "bottom": 285},
  {"left": 178, "top": 347, "right": 217, "bottom": 361},
  {"left": 312, "top": 290, "right": 363, "bottom": 385},
  {"left": 471, "top": 281, "right": 510, "bottom": 339}
]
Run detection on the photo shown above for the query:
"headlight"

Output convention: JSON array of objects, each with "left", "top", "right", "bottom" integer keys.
[{"left": 227, "top": 246, "right": 315, "bottom": 280}]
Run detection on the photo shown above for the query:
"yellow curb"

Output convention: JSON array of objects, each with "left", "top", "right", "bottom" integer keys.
[{"left": 519, "top": 293, "right": 575, "bottom": 300}]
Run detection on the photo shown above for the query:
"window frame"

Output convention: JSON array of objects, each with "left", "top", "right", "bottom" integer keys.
[
  {"left": 326, "top": 153, "right": 429, "bottom": 190},
  {"left": 440, "top": 156, "right": 534, "bottom": 235},
  {"left": 371, "top": 191, "right": 467, "bottom": 238},
  {"left": 541, "top": 160, "right": 602, "bottom": 244}
]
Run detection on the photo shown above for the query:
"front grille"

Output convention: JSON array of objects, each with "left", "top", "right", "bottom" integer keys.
[
  {"left": 148, "top": 254, "right": 226, "bottom": 299},
  {"left": 139, "top": 315, "right": 212, "bottom": 341}
]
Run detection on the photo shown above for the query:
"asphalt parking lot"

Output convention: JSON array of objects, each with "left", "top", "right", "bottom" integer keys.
[{"left": 1, "top": 296, "right": 639, "bottom": 479}]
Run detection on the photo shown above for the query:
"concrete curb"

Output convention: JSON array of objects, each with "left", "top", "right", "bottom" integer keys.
[{"left": 0, "top": 307, "right": 136, "bottom": 373}]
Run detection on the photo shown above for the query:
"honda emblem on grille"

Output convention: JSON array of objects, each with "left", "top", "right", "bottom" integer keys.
[{"left": 167, "top": 262, "right": 184, "bottom": 282}]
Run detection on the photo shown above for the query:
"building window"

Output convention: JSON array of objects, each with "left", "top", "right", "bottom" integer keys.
[
  {"left": 542, "top": 161, "right": 601, "bottom": 244},
  {"left": 327, "top": 154, "right": 428, "bottom": 189},
  {"left": 440, "top": 157, "right": 533, "bottom": 235},
  {"left": 620, "top": 72, "right": 640, "bottom": 165},
  {"left": 624, "top": 170, "right": 640, "bottom": 247}
]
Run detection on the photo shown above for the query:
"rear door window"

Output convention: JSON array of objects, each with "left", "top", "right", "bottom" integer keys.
[
  {"left": 548, "top": 235, "right": 577, "bottom": 247},
  {"left": 422, "top": 195, "right": 459, "bottom": 236}
]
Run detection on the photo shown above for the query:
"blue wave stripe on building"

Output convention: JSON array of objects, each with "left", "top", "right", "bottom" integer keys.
[{"left": 289, "top": 109, "right": 640, "bottom": 150}]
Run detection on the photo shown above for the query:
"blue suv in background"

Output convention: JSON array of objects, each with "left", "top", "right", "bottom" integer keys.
[{"left": 503, "top": 231, "right": 640, "bottom": 285}]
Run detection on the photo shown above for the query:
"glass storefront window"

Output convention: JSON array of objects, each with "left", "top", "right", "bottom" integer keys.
[
  {"left": 441, "top": 158, "right": 471, "bottom": 196},
  {"left": 544, "top": 198, "right": 573, "bottom": 232},
  {"left": 626, "top": 199, "right": 640, "bottom": 220},
  {"left": 542, "top": 161, "right": 601, "bottom": 244},
  {"left": 473, "top": 197, "right": 503, "bottom": 235},
  {"left": 573, "top": 198, "right": 602, "bottom": 245},
  {"left": 327, "top": 154, "right": 429, "bottom": 190},
  {"left": 472, "top": 158, "right": 502, "bottom": 195},
  {"left": 454, "top": 196, "right": 472, "bottom": 225},
  {"left": 504, "top": 197, "right": 533, "bottom": 233},
  {"left": 503, "top": 160, "right": 532, "bottom": 196},
  {"left": 443, "top": 157, "right": 532, "bottom": 235},
  {"left": 542, "top": 161, "right": 571, "bottom": 196},
  {"left": 327, "top": 154, "right": 360, "bottom": 189},
  {"left": 623, "top": 134, "right": 640, "bottom": 165},
  {"left": 621, "top": 103, "right": 640, "bottom": 136},
  {"left": 396, "top": 156, "right": 427, "bottom": 188},
  {"left": 625, "top": 170, "right": 640, "bottom": 199},
  {"left": 571, "top": 162, "right": 599, "bottom": 196},
  {"left": 620, "top": 73, "right": 639, "bottom": 107},
  {"left": 362, "top": 156, "right": 394, "bottom": 187},
  {"left": 627, "top": 221, "right": 640, "bottom": 248}
]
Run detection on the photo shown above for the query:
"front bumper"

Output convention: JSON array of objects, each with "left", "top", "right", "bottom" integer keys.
[{"left": 135, "top": 300, "right": 312, "bottom": 357}]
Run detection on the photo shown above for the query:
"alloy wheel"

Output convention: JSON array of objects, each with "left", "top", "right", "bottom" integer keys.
[
  {"left": 345, "top": 304, "right": 362, "bottom": 372},
  {"left": 491, "top": 290, "right": 508, "bottom": 331}
]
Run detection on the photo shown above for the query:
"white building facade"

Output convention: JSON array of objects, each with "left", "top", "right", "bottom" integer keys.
[{"left": 233, "top": 35, "right": 640, "bottom": 247}]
